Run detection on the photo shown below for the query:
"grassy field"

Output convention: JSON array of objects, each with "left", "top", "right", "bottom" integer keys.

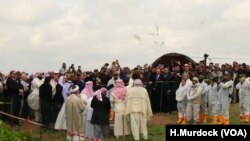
[{"left": 1, "top": 102, "right": 248, "bottom": 141}]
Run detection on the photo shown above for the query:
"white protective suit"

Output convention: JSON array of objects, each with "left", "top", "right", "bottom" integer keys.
[
  {"left": 216, "top": 80, "right": 233, "bottom": 125},
  {"left": 236, "top": 79, "right": 250, "bottom": 122},
  {"left": 208, "top": 83, "right": 220, "bottom": 116},
  {"left": 186, "top": 83, "right": 202, "bottom": 123},
  {"left": 175, "top": 82, "right": 189, "bottom": 124},
  {"left": 199, "top": 81, "right": 209, "bottom": 122}
]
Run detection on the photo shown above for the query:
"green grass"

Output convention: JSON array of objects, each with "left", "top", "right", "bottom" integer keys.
[
  {"left": 106, "top": 124, "right": 165, "bottom": 141},
  {"left": 0, "top": 120, "right": 39, "bottom": 141},
  {"left": 1, "top": 103, "right": 247, "bottom": 141}
]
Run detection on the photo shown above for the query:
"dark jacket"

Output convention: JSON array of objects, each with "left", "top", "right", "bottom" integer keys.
[
  {"left": 39, "top": 83, "right": 52, "bottom": 101},
  {"left": 91, "top": 95, "right": 111, "bottom": 126},
  {"left": 6, "top": 77, "right": 20, "bottom": 97},
  {"left": 52, "top": 84, "right": 64, "bottom": 105}
]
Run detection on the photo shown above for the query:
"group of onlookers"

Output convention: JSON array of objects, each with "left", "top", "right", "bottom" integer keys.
[{"left": 0, "top": 60, "right": 250, "bottom": 140}]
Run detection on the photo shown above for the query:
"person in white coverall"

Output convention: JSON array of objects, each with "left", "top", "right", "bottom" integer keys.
[
  {"left": 216, "top": 74, "right": 233, "bottom": 125},
  {"left": 198, "top": 75, "right": 209, "bottom": 123},
  {"left": 208, "top": 77, "right": 220, "bottom": 124},
  {"left": 235, "top": 74, "right": 250, "bottom": 122},
  {"left": 175, "top": 79, "right": 189, "bottom": 124},
  {"left": 186, "top": 77, "right": 202, "bottom": 124}
]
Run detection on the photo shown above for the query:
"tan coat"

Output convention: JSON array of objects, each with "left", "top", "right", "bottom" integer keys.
[
  {"left": 125, "top": 87, "right": 153, "bottom": 120},
  {"left": 187, "top": 84, "right": 202, "bottom": 104},
  {"left": 65, "top": 94, "right": 86, "bottom": 134}
]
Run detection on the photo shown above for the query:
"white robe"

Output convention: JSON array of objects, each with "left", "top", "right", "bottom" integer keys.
[
  {"left": 27, "top": 78, "right": 44, "bottom": 110},
  {"left": 125, "top": 87, "right": 152, "bottom": 140},
  {"left": 65, "top": 94, "right": 86, "bottom": 141},
  {"left": 55, "top": 86, "right": 72, "bottom": 130},
  {"left": 80, "top": 91, "right": 98, "bottom": 138},
  {"left": 111, "top": 94, "right": 130, "bottom": 137},
  {"left": 55, "top": 102, "right": 67, "bottom": 130},
  {"left": 80, "top": 94, "right": 94, "bottom": 137},
  {"left": 62, "top": 81, "right": 72, "bottom": 101}
]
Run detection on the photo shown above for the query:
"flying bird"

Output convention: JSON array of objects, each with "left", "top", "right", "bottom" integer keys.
[
  {"left": 133, "top": 34, "right": 142, "bottom": 46},
  {"left": 154, "top": 40, "right": 165, "bottom": 48},
  {"left": 149, "top": 24, "right": 160, "bottom": 36}
]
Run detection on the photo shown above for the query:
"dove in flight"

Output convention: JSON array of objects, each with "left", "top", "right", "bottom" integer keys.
[
  {"left": 154, "top": 40, "right": 165, "bottom": 48},
  {"left": 149, "top": 24, "right": 160, "bottom": 36},
  {"left": 134, "top": 34, "right": 142, "bottom": 46}
]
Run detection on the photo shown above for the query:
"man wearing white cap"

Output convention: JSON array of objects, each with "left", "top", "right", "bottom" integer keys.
[
  {"left": 65, "top": 85, "right": 87, "bottom": 141},
  {"left": 125, "top": 79, "right": 153, "bottom": 141},
  {"left": 186, "top": 77, "right": 202, "bottom": 124}
]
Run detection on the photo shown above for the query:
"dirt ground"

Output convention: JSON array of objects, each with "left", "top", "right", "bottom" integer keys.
[{"left": 148, "top": 112, "right": 177, "bottom": 126}]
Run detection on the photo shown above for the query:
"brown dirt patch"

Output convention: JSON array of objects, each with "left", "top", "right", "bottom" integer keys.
[{"left": 148, "top": 111, "right": 178, "bottom": 126}]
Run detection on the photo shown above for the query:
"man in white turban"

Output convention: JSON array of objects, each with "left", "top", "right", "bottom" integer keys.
[{"left": 65, "top": 85, "right": 87, "bottom": 141}]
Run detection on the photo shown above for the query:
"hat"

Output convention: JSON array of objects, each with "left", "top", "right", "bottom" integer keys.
[
  {"left": 223, "top": 73, "right": 231, "bottom": 78},
  {"left": 192, "top": 77, "right": 199, "bottom": 82},
  {"left": 45, "top": 73, "right": 50, "bottom": 78},
  {"left": 239, "top": 74, "right": 246, "bottom": 78},
  {"left": 210, "top": 76, "right": 218, "bottom": 81},
  {"left": 36, "top": 72, "right": 43, "bottom": 75},
  {"left": 199, "top": 75, "right": 204, "bottom": 79},
  {"left": 133, "top": 79, "right": 143, "bottom": 86},
  {"left": 70, "top": 85, "right": 79, "bottom": 93},
  {"left": 115, "top": 79, "right": 124, "bottom": 83},
  {"left": 86, "top": 81, "right": 93, "bottom": 85}
]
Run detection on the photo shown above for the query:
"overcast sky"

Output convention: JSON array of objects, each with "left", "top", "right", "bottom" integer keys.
[{"left": 0, "top": 0, "right": 250, "bottom": 74}]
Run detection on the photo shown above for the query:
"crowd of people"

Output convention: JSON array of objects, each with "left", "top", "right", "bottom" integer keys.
[{"left": 0, "top": 59, "right": 250, "bottom": 140}]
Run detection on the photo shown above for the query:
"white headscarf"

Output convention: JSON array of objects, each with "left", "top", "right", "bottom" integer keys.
[{"left": 58, "top": 76, "right": 65, "bottom": 86}]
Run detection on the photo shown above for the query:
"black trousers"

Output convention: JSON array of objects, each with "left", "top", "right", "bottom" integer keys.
[
  {"left": 3, "top": 96, "right": 21, "bottom": 125},
  {"left": 41, "top": 100, "right": 52, "bottom": 127}
]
